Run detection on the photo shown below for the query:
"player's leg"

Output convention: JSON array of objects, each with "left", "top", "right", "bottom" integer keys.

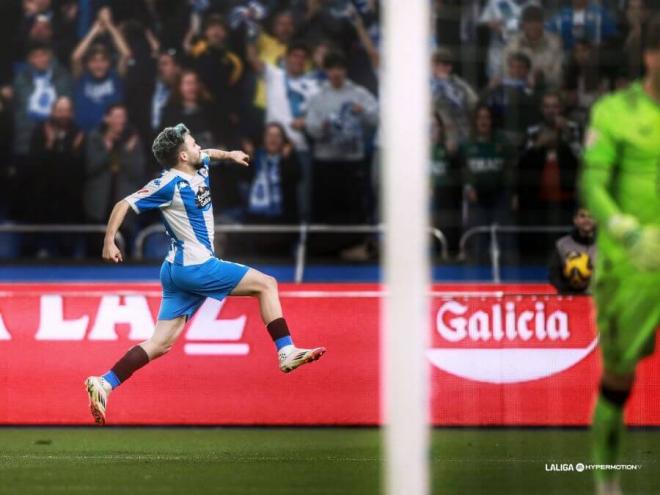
[
  {"left": 591, "top": 269, "right": 660, "bottom": 494},
  {"left": 85, "top": 261, "right": 203, "bottom": 424},
  {"left": 230, "top": 267, "right": 326, "bottom": 372},
  {"left": 230, "top": 267, "right": 282, "bottom": 323},
  {"left": 85, "top": 317, "right": 187, "bottom": 425},
  {"left": 593, "top": 369, "right": 634, "bottom": 495},
  {"left": 140, "top": 316, "right": 189, "bottom": 359},
  {"left": 590, "top": 267, "right": 629, "bottom": 493}
]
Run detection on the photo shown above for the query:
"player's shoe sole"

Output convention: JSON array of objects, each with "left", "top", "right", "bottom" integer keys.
[
  {"left": 280, "top": 347, "right": 326, "bottom": 373},
  {"left": 84, "top": 377, "right": 107, "bottom": 425}
]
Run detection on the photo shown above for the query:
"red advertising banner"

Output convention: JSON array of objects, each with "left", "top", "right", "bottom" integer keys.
[{"left": 0, "top": 283, "right": 658, "bottom": 425}]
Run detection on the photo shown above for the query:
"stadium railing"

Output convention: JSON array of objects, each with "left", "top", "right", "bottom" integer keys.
[
  {"left": 458, "top": 224, "right": 572, "bottom": 282},
  {"left": 134, "top": 223, "right": 450, "bottom": 282},
  {"left": 0, "top": 223, "right": 127, "bottom": 252}
]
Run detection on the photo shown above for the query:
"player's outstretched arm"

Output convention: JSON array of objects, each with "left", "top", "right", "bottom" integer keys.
[
  {"left": 102, "top": 200, "right": 131, "bottom": 263},
  {"left": 202, "top": 149, "right": 250, "bottom": 167}
]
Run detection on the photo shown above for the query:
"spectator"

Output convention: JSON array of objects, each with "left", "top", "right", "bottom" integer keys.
[
  {"left": 12, "top": 41, "right": 73, "bottom": 160},
  {"left": 548, "top": 207, "right": 596, "bottom": 294},
  {"left": 15, "top": 0, "right": 78, "bottom": 67},
  {"left": 306, "top": 51, "right": 378, "bottom": 222},
  {"left": 305, "top": 50, "right": 378, "bottom": 258},
  {"left": 293, "top": 0, "right": 358, "bottom": 56},
  {"left": 247, "top": 40, "right": 320, "bottom": 219},
  {"left": 546, "top": 0, "right": 618, "bottom": 51},
  {"left": 161, "top": 69, "right": 244, "bottom": 218},
  {"left": 459, "top": 104, "right": 517, "bottom": 260},
  {"left": 161, "top": 69, "right": 215, "bottom": 149},
  {"left": 308, "top": 39, "right": 334, "bottom": 83},
  {"left": 185, "top": 14, "right": 243, "bottom": 146},
  {"left": 26, "top": 96, "right": 84, "bottom": 256},
  {"left": 83, "top": 103, "right": 145, "bottom": 225},
  {"left": 478, "top": 0, "right": 537, "bottom": 80},
  {"left": 431, "top": 47, "right": 478, "bottom": 146},
  {"left": 120, "top": 18, "right": 160, "bottom": 142},
  {"left": 19, "top": 15, "right": 62, "bottom": 67},
  {"left": 248, "top": 40, "right": 319, "bottom": 153},
  {"left": 618, "top": 0, "right": 651, "bottom": 79},
  {"left": 482, "top": 52, "right": 540, "bottom": 147},
  {"left": 133, "top": 0, "right": 192, "bottom": 52},
  {"left": 345, "top": 2, "right": 379, "bottom": 92},
  {"left": 518, "top": 92, "right": 580, "bottom": 230},
  {"left": 28, "top": 95, "right": 84, "bottom": 223},
  {"left": 503, "top": 5, "right": 564, "bottom": 90},
  {"left": 248, "top": 10, "right": 296, "bottom": 112},
  {"left": 525, "top": 91, "right": 582, "bottom": 157},
  {"left": 16, "top": 0, "right": 53, "bottom": 56},
  {"left": 150, "top": 50, "right": 182, "bottom": 133},
  {"left": 71, "top": 7, "right": 131, "bottom": 132},
  {"left": 245, "top": 122, "right": 300, "bottom": 224},
  {"left": 430, "top": 112, "right": 460, "bottom": 253},
  {"left": 562, "top": 39, "right": 610, "bottom": 126}
]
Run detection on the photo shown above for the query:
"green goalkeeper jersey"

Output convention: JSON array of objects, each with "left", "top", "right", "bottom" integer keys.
[{"left": 581, "top": 81, "right": 660, "bottom": 264}]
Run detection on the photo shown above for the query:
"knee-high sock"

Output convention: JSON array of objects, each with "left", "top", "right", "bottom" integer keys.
[
  {"left": 102, "top": 346, "right": 150, "bottom": 389},
  {"left": 267, "top": 318, "right": 294, "bottom": 351},
  {"left": 592, "top": 395, "right": 625, "bottom": 481}
]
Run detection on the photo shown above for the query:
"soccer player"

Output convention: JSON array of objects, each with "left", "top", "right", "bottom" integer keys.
[
  {"left": 85, "top": 123, "right": 326, "bottom": 425},
  {"left": 581, "top": 17, "right": 660, "bottom": 495}
]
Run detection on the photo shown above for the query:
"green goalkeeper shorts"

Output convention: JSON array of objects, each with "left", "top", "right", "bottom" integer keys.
[{"left": 593, "top": 258, "right": 660, "bottom": 375}]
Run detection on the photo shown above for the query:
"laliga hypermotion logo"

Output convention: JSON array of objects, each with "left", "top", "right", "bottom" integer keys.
[{"left": 426, "top": 297, "right": 599, "bottom": 384}]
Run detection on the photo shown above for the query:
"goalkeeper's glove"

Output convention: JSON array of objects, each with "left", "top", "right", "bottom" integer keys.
[{"left": 608, "top": 214, "right": 660, "bottom": 271}]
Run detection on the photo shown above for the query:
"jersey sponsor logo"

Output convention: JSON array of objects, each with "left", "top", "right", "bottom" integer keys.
[
  {"left": 195, "top": 185, "right": 211, "bottom": 209},
  {"left": 427, "top": 297, "right": 598, "bottom": 384}
]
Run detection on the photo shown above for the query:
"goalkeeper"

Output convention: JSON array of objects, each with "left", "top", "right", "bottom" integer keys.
[{"left": 580, "top": 16, "right": 660, "bottom": 495}]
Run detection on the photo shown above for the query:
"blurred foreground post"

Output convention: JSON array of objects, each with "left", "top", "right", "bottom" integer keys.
[{"left": 382, "top": 1, "right": 431, "bottom": 494}]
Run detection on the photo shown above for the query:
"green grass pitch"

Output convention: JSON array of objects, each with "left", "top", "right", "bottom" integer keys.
[{"left": 0, "top": 428, "right": 658, "bottom": 494}]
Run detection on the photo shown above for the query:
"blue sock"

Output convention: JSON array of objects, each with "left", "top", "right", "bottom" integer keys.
[
  {"left": 275, "top": 336, "right": 293, "bottom": 351},
  {"left": 102, "top": 371, "right": 121, "bottom": 389}
]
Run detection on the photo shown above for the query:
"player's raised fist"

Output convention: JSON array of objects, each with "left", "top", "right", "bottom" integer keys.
[{"left": 102, "top": 242, "right": 123, "bottom": 263}]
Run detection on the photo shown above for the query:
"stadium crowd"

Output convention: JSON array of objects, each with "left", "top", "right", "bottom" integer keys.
[{"left": 0, "top": 0, "right": 655, "bottom": 261}]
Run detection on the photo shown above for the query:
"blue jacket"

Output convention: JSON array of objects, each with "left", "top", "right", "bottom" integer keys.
[{"left": 546, "top": 4, "right": 617, "bottom": 50}]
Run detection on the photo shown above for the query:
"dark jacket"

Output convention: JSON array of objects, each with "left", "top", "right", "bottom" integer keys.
[
  {"left": 28, "top": 120, "right": 84, "bottom": 223},
  {"left": 83, "top": 126, "right": 146, "bottom": 222},
  {"left": 517, "top": 141, "right": 579, "bottom": 212},
  {"left": 161, "top": 101, "right": 216, "bottom": 148}
]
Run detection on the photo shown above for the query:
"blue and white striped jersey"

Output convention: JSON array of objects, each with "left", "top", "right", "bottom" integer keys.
[{"left": 125, "top": 154, "right": 215, "bottom": 266}]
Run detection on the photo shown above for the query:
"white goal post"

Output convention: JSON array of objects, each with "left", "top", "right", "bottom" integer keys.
[{"left": 382, "top": 1, "right": 431, "bottom": 495}]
